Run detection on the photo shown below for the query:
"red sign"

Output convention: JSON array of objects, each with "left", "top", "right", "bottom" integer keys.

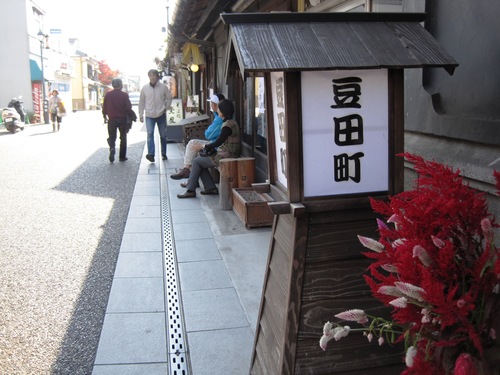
[{"left": 32, "top": 83, "right": 42, "bottom": 121}]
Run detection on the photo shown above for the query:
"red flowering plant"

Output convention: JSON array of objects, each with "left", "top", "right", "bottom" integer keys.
[{"left": 320, "top": 154, "right": 500, "bottom": 375}]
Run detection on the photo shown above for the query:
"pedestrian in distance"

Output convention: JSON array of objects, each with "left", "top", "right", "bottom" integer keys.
[
  {"left": 102, "top": 78, "right": 137, "bottom": 162},
  {"left": 48, "top": 90, "right": 65, "bottom": 132},
  {"left": 170, "top": 93, "right": 225, "bottom": 180},
  {"left": 138, "top": 69, "right": 173, "bottom": 163},
  {"left": 177, "top": 99, "right": 241, "bottom": 198}
]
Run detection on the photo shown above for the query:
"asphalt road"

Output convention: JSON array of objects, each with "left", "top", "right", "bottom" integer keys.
[{"left": 0, "top": 110, "right": 145, "bottom": 374}]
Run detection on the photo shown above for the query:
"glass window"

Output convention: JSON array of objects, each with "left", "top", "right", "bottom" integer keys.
[
  {"left": 255, "top": 77, "right": 267, "bottom": 155},
  {"left": 371, "top": 0, "right": 403, "bottom": 12},
  {"left": 305, "top": 0, "right": 402, "bottom": 13},
  {"left": 243, "top": 77, "right": 267, "bottom": 155}
]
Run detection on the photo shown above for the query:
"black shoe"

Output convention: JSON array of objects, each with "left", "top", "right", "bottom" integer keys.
[
  {"left": 109, "top": 148, "right": 115, "bottom": 163},
  {"left": 146, "top": 154, "right": 155, "bottom": 162},
  {"left": 162, "top": 154, "right": 168, "bottom": 160},
  {"left": 119, "top": 157, "right": 128, "bottom": 161},
  {"left": 201, "top": 188, "right": 219, "bottom": 195},
  {"left": 177, "top": 190, "right": 196, "bottom": 199}
]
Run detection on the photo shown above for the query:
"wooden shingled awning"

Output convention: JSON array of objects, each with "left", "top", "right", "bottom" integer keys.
[{"left": 221, "top": 12, "right": 458, "bottom": 77}]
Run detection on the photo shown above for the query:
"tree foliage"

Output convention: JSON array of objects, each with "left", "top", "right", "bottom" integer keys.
[{"left": 98, "top": 61, "right": 120, "bottom": 86}]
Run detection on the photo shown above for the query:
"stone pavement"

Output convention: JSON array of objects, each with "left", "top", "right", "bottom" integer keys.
[{"left": 92, "top": 140, "right": 271, "bottom": 375}]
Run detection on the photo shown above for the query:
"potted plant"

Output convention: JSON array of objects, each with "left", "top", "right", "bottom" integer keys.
[{"left": 320, "top": 154, "right": 500, "bottom": 375}]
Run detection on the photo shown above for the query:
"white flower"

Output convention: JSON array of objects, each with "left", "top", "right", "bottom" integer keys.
[
  {"left": 490, "top": 328, "right": 496, "bottom": 340},
  {"left": 381, "top": 263, "right": 398, "bottom": 273},
  {"left": 394, "top": 281, "right": 426, "bottom": 301},
  {"left": 378, "top": 285, "right": 404, "bottom": 297},
  {"left": 323, "top": 322, "right": 333, "bottom": 335},
  {"left": 389, "top": 297, "right": 408, "bottom": 308},
  {"left": 378, "top": 337, "right": 385, "bottom": 346},
  {"left": 392, "top": 238, "right": 406, "bottom": 248},
  {"left": 420, "top": 308, "right": 431, "bottom": 323},
  {"left": 412, "top": 245, "right": 432, "bottom": 267},
  {"left": 319, "top": 333, "right": 333, "bottom": 351},
  {"left": 431, "top": 235, "right": 445, "bottom": 248},
  {"left": 357, "top": 235, "right": 385, "bottom": 253},
  {"left": 405, "top": 346, "right": 417, "bottom": 367},
  {"left": 481, "top": 217, "right": 492, "bottom": 234},
  {"left": 376, "top": 218, "right": 388, "bottom": 230},
  {"left": 333, "top": 326, "right": 351, "bottom": 341},
  {"left": 335, "top": 309, "right": 369, "bottom": 324},
  {"left": 319, "top": 322, "right": 334, "bottom": 350},
  {"left": 367, "top": 332, "right": 373, "bottom": 342},
  {"left": 387, "top": 214, "right": 399, "bottom": 224}
]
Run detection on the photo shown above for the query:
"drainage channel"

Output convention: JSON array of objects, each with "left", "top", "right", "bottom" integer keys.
[{"left": 159, "top": 162, "right": 190, "bottom": 375}]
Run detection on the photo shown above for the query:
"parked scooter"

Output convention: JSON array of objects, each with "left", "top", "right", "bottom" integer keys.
[{"left": 1, "top": 97, "right": 26, "bottom": 133}]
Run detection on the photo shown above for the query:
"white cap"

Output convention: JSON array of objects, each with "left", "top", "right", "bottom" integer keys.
[{"left": 207, "top": 94, "right": 220, "bottom": 104}]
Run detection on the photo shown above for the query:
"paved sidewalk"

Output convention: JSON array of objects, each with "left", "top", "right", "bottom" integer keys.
[{"left": 92, "top": 141, "right": 271, "bottom": 374}]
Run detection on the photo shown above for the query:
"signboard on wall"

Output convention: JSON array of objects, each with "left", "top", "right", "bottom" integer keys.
[
  {"left": 270, "top": 72, "right": 288, "bottom": 189},
  {"left": 167, "top": 98, "right": 183, "bottom": 125},
  {"left": 301, "top": 70, "right": 389, "bottom": 197}
]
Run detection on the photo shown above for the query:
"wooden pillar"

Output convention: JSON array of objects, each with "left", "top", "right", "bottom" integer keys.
[
  {"left": 219, "top": 158, "right": 238, "bottom": 210},
  {"left": 236, "top": 157, "right": 255, "bottom": 188}
]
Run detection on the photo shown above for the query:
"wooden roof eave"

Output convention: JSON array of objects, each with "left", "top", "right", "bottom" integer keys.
[{"left": 222, "top": 12, "right": 458, "bottom": 79}]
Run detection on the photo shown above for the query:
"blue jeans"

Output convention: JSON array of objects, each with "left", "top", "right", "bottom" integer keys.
[{"left": 145, "top": 113, "right": 167, "bottom": 156}]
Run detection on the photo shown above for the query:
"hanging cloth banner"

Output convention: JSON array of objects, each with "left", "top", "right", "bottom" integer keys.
[{"left": 181, "top": 43, "right": 205, "bottom": 66}]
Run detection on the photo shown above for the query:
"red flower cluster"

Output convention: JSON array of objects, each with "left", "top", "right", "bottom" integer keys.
[{"left": 363, "top": 154, "right": 500, "bottom": 374}]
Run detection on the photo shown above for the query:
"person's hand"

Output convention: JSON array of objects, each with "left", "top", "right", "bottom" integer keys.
[{"left": 139, "top": 116, "right": 144, "bottom": 123}]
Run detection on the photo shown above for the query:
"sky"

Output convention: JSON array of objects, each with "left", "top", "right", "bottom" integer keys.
[{"left": 40, "top": 0, "right": 174, "bottom": 80}]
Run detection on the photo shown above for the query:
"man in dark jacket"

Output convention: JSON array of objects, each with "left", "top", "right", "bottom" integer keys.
[{"left": 102, "top": 78, "right": 137, "bottom": 162}]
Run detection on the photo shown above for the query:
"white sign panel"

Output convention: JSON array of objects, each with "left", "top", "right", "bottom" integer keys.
[
  {"left": 301, "top": 70, "right": 389, "bottom": 197},
  {"left": 167, "top": 98, "right": 183, "bottom": 125},
  {"left": 271, "top": 72, "right": 288, "bottom": 189}
]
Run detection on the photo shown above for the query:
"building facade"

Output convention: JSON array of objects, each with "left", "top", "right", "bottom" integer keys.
[{"left": 166, "top": 0, "right": 499, "bottom": 217}]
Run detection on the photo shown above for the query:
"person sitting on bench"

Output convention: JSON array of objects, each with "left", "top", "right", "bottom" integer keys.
[
  {"left": 170, "top": 93, "right": 225, "bottom": 180},
  {"left": 177, "top": 99, "right": 240, "bottom": 199}
]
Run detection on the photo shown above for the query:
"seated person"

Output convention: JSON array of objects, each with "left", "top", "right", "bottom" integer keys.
[
  {"left": 177, "top": 99, "right": 240, "bottom": 198},
  {"left": 170, "top": 93, "right": 225, "bottom": 180}
]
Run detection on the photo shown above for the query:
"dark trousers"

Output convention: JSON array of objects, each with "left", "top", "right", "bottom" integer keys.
[{"left": 107, "top": 119, "right": 128, "bottom": 159}]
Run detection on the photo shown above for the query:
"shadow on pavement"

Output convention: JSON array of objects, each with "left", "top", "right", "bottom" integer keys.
[{"left": 50, "top": 140, "right": 144, "bottom": 374}]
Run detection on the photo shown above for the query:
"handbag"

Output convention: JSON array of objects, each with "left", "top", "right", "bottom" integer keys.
[
  {"left": 199, "top": 147, "right": 216, "bottom": 157},
  {"left": 57, "top": 101, "right": 66, "bottom": 117}
]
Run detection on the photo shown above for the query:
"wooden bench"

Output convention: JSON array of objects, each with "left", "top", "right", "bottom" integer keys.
[{"left": 181, "top": 118, "right": 211, "bottom": 145}]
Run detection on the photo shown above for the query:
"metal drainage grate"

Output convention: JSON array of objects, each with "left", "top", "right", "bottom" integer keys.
[{"left": 160, "top": 164, "right": 190, "bottom": 375}]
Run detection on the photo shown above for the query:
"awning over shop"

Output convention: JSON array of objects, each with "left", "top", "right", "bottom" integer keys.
[
  {"left": 30, "top": 59, "right": 43, "bottom": 81},
  {"left": 221, "top": 12, "right": 458, "bottom": 78}
]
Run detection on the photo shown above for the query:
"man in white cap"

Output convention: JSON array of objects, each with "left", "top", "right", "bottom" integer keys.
[{"left": 170, "top": 93, "right": 225, "bottom": 180}]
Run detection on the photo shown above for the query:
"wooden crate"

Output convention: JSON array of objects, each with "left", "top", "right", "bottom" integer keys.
[{"left": 232, "top": 188, "right": 274, "bottom": 228}]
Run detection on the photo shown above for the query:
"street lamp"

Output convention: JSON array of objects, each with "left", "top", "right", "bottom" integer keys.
[{"left": 37, "top": 30, "right": 49, "bottom": 124}]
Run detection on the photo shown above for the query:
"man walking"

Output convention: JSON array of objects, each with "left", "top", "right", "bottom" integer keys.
[
  {"left": 139, "top": 69, "right": 173, "bottom": 162},
  {"left": 102, "top": 78, "right": 136, "bottom": 162}
]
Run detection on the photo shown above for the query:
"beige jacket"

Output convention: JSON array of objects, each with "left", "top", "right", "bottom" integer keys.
[{"left": 138, "top": 82, "right": 172, "bottom": 118}]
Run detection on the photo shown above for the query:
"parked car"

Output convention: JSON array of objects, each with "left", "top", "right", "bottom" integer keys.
[{"left": 128, "top": 92, "right": 140, "bottom": 106}]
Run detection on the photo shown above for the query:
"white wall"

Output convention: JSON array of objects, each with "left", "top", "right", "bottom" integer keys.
[{"left": 0, "top": 0, "right": 34, "bottom": 112}]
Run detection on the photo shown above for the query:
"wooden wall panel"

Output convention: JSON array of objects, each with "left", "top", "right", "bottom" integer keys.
[
  {"left": 252, "top": 205, "right": 404, "bottom": 374},
  {"left": 301, "top": 258, "right": 372, "bottom": 302},
  {"left": 293, "top": 210, "right": 405, "bottom": 374},
  {"left": 252, "top": 213, "right": 295, "bottom": 374},
  {"left": 295, "top": 334, "right": 404, "bottom": 375}
]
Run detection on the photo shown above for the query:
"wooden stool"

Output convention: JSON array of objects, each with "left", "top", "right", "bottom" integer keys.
[
  {"left": 236, "top": 157, "right": 255, "bottom": 188},
  {"left": 219, "top": 158, "right": 238, "bottom": 210}
]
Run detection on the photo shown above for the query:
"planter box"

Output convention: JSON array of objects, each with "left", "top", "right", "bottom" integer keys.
[{"left": 232, "top": 188, "right": 274, "bottom": 228}]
